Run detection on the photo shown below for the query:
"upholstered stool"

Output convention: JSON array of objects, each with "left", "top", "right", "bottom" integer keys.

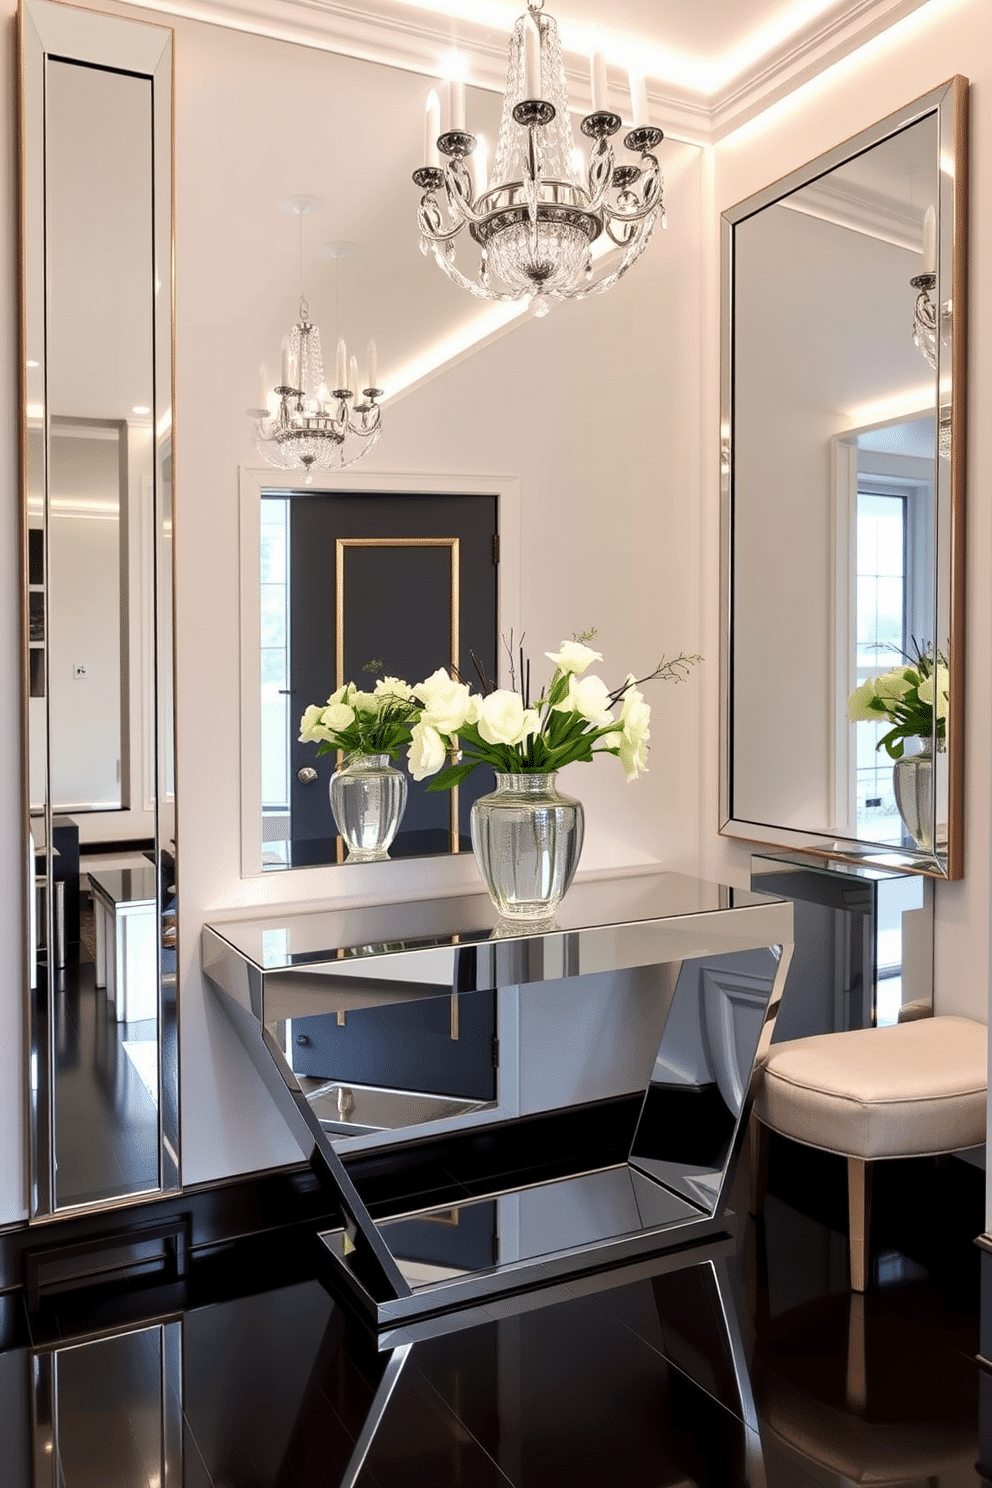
[{"left": 749, "top": 1016, "right": 987, "bottom": 1290}]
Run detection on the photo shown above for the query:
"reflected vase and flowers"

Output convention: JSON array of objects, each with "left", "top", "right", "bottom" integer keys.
[
  {"left": 847, "top": 644, "right": 949, "bottom": 851},
  {"left": 298, "top": 676, "right": 418, "bottom": 861}
]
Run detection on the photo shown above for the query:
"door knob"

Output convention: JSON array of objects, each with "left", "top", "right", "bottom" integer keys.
[{"left": 297, "top": 767, "right": 318, "bottom": 784}]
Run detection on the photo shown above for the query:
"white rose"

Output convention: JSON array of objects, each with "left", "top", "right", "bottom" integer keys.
[
  {"left": 408, "top": 721, "right": 447, "bottom": 781},
  {"left": 875, "top": 668, "right": 913, "bottom": 702},
  {"left": 935, "top": 663, "right": 950, "bottom": 720},
  {"left": 553, "top": 672, "right": 614, "bottom": 726},
  {"left": 618, "top": 685, "right": 651, "bottom": 780},
  {"left": 476, "top": 690, "right": 541, "bottom": 747},
  {"left": 413, "top": 668, "right": 478, "bottom": 733},
  {"left": 374, "top": 676, "right": 414, "bottom": 702},
  {"left": 545, "top": 639, "right": 604, "bottom": 675},
  {"left": 298, "top": 704, "right": 328, "bottom": 743},
  {"left": 320, "top": 701, "right": 356, "bottom": 733},
  {"left": 918, "top": 665, "right": 950, "bottom": 721},
  {"left": 619, "top": 733, "right": 649, "bottom": 781},
  {"left": 847, "top": 678, "right": 879, "bottom": 723},
  {"left": 349, "top": 690, "right": 377, "bottom": 713},
  {"left": 620, "top": 682, "right": 651, "bottom": 734},
  {"left": 325, "top": 683, "right": 354, "bottom": 706}
]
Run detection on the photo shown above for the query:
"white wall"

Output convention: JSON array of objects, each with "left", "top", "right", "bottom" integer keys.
[{"left": 704, "top": 0, "right": 992, "bottom": 1044}]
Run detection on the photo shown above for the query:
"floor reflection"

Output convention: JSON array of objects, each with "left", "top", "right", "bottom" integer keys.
[
  {"left": 52, "top": 895, "right": 162, "bottom": 1207},
  {"left": 3, "top": 1136, "right": 987, "bottom": 1487}
]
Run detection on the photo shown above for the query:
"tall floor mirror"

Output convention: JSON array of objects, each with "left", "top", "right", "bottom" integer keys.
[{"left": 19, "top": 0, "right": 178, "bottom": 1216}]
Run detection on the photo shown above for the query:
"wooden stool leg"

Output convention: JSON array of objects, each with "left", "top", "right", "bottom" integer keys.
[
  {"left": 847, "top": 1157, "right": 873, "bottom": 1292},
  {"left": 748, "top": 1117, "right": 769, "bottom": 1216}
]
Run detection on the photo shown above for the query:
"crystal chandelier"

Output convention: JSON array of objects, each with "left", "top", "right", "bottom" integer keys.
[
  {"left": 251, "top": 201, "right": 383, "bottom": 483},
  {"left": 412, "top": 0, "right": 665, "bottom": 312},
  {"left": 910, "top": 205, "right": 951, "bottom": 459}
]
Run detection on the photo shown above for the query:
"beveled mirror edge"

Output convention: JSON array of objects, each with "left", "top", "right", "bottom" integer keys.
[
  {"left": 944, "top": 75, "right": 968, "bottom": 882},
  {"left": 718, "top": 76, "right": 969, "bottom": 883},
  {"left": 18, "top": 0, "right": 180, "bottom": 1220},
  {"left": 18, "top": 0, "right": 46, "bottom": 1218}
]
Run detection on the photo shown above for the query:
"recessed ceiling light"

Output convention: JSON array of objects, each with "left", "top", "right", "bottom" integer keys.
[{"left": 132, "top": 405, "right": 151, "bottom": 415}]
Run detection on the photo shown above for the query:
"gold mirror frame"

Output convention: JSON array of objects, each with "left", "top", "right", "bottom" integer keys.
[
  {"left": 719, "top": 79, "right": 968, "bottom": 880},
  {"left": 19, "top": 0, "right": 179, "bottom": 1216}
]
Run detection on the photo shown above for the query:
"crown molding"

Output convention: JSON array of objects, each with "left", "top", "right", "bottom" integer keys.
[
  {"left": 780, "top": 177, "right": 922, "bottom": 254},
  {"left": 123, "top": 0, "right": 934, "bottom": 143},
  {"left": 707, "top": 0, "right": 933, "bottom": 139}
]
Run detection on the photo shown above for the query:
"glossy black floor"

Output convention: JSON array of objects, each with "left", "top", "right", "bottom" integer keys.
[{"left": 0, "top": 1127, "right": 988, "bottom": 1487}]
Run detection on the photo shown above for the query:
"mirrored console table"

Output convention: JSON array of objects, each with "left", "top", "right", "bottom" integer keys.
[{"left": 202, "top": 873, "right": 793, "bottom": 1326}]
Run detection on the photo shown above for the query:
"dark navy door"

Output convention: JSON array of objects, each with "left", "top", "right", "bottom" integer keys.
[
  {"left": 277, "top": 489, "right": 499, "bottom": 1102},
  {"left": 283, "top": 490, "right": 498, "bottom": 860}
]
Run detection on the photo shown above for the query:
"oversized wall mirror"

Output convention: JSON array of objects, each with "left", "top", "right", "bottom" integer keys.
[
  {"left": 20, "top": 0, "right": 178, "bottom": 1215},
  {"left": 240, "top": 468, "right": 520, "bottom": 877},
  {"left": 720, "top": 78, "right": 968, "bottom": 879}
]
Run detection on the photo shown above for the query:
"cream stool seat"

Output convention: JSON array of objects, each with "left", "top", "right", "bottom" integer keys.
[{"left": 750, "top": 1015, "right": 987, "bottom": 1290}]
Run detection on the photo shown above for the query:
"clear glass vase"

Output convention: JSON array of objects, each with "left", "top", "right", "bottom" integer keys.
[
  {"left": 470, "top": 772, "right": 584, "bottom": 921},
  {"left": 892, "top": 745, "right": 934, "bottom": 851},
  {"left": 329, "top": 753, "right": 407, "bottom": 862}
]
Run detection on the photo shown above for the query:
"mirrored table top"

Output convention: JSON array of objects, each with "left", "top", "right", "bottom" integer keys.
[{"left": 206, "top": 872, "right": 785, "bottom": 973}]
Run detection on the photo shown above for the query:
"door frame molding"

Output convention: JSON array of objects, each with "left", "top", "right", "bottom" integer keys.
[{"left": 238, "top": 466, "right": 521, "bottom": 882}]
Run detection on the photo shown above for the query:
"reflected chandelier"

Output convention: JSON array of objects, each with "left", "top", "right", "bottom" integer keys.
[
  {"left": 910, "top": 205, "right": 951, "bottom": 459},
  {"left": 251, "top": 201, "right": 383, "bottom": 483},
  {"left": 412, "top": 0, "right": 665, "bottom": 312}
]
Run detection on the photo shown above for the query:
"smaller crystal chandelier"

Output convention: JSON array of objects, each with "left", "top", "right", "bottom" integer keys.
[
  {"left": 412, "top": 0, "right": 665, "bottom": 311},
  {"left": 910, "top": 204, "right": 951, "bottom": 459},
  {"left": 251, "top": 199, "right": 383, "bottom": 483}
]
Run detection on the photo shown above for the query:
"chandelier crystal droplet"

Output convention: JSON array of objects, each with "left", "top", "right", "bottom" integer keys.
[{"left": 412, "top": 2, "right": 666, "bottom": 308}]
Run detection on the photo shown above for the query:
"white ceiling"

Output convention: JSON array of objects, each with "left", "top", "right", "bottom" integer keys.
[{"left": 132, "top": 0, "right": 934, "bottom": 139}]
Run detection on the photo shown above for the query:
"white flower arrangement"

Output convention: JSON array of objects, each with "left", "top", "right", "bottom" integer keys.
[
  {"left": 847, "top": 644, "right": 948, "bottom": 759},
  {"left": 299, "top": 675, "right": 419, "bottom": 760},
  {"left": 407, "top": 633, "right": 700, "bottom": 790}
]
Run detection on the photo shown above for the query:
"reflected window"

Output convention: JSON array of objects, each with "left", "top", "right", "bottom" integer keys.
[
  {"left": 852, "top": 426, "right": 933, "bottom": 842},
  {"left": 260, "top": 496, "right": 291, "bottom": 850},
  {"left": 854, "top": 487, "right": 906, "bottom": 839}
]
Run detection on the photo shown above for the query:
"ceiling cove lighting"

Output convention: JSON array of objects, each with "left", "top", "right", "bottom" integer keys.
[
  {"left": 412, "top": 0, "right": 666, "bottom": 314},
  {"left": 250, "top": 198, "right": 383, "bottom": 482}
]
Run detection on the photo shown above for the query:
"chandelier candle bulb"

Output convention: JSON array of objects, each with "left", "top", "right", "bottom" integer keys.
[
  {"left": 447, "top": 76, "right": 466, "bottom": 133},
  {"left": 280, "top": 337, "right": 292, "bottom": 389},
  {"left": 590, "top": 48, "right": 608, "bottom": 113},
  {"left": 524, "top": 14, "right": 542, "bottom": 99},
  {"left": 336, "top": 336, "right": 348, "bottom": 392},
  {"left": 923, "top": 204, "right": 936, "bottom": 274},
  {"left": 349, "top": 355, "right": 359, "bottom": 397},
  {"left": 628, "top": 69, "right": 648, "bottom": 126},
  {"left": 366, "top": 339, "right": 377, "bottom": 392},
  {"left": 424, "top": 90, "right": 441, "bottom": 168}
]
